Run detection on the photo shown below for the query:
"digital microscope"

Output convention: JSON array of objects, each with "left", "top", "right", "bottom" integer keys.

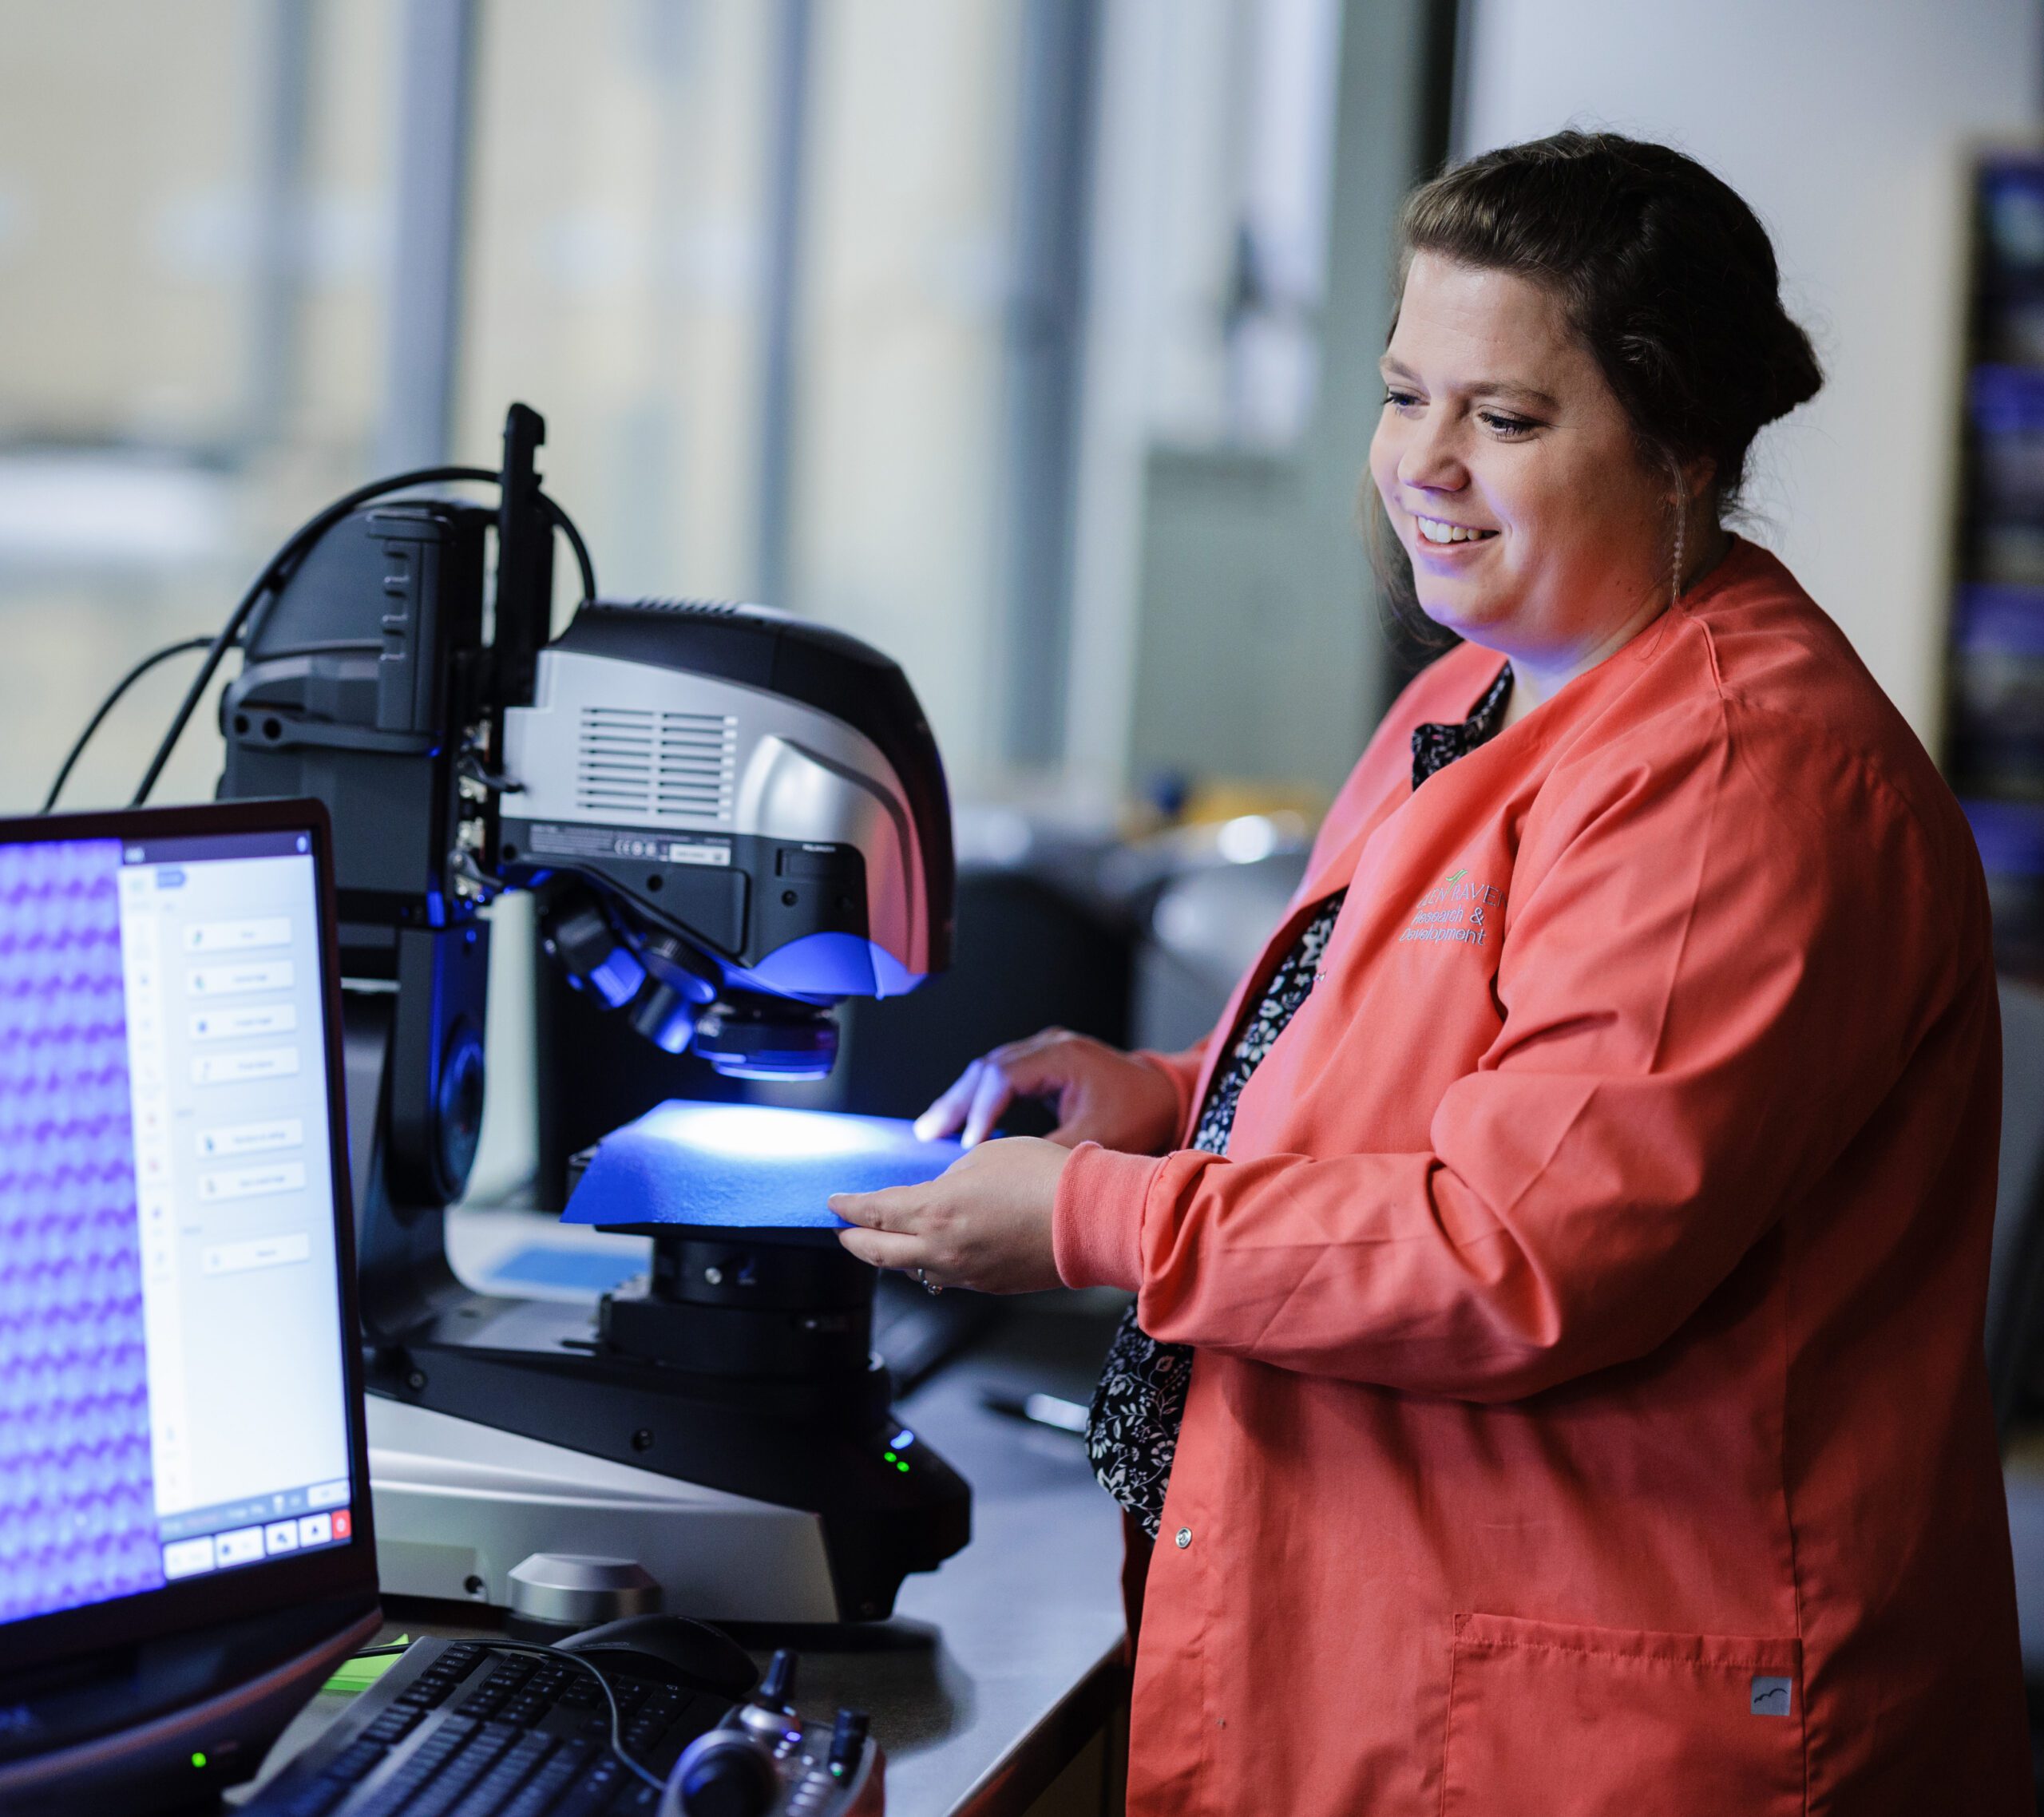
[{"left": 212, "top": 405, "right": 969, "bottom": 1624}]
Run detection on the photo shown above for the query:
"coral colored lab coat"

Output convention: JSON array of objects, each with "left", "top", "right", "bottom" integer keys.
[{"left": 1053, "top": 540, "right": 2030, "bottom": 1815}]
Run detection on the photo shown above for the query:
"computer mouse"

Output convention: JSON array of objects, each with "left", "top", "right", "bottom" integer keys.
[{"left": 557, "top": 1613, "right": 760, "bottom": 1701}]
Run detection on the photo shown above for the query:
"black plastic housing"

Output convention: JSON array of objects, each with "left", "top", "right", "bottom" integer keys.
[
  {"left": 500, "top": 828, "right": 869, "bottom": 975},
  {"left": 220, "top": 501, "right": 487, "bottom": 940}
]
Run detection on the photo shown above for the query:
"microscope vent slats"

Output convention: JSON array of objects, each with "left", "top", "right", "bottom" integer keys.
[{"left": 576, "top": 706, "right": 738, "bottom": 824}]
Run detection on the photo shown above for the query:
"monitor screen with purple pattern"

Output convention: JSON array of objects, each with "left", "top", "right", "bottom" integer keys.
[{"left": 0, "top": 826, "right": 356, "bottom": 1629}]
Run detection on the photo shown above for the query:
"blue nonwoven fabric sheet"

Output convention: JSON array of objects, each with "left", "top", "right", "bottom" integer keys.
[{"left": 561, "top": 1099, "right": 966, "bottom": 1230}]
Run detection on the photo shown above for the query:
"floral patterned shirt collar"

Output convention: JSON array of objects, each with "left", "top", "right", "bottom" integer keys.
[{"left": 1409, "top": 660, "right": 1512, "bottom": 788}]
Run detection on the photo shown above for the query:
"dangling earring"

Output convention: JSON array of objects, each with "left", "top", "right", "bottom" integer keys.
[{"left": 1670, "top": 487, "right": 1688, "bottom": 609}]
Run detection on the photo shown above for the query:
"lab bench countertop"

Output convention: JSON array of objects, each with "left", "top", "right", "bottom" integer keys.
[{"left": 240, "top": 1295, "right": 1131, "bottom": 1817}]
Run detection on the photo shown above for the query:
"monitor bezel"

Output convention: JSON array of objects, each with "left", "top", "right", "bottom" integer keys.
[{"left": 0, "top": 796, "right": 379, "bottom": 1670}]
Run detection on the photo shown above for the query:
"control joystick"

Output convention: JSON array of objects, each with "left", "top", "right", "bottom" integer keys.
[
  {"left": 827, "top": 1709, "right": 869, "bottom": 1776},
  {"left": 758, "top": 1649, "right": 797, "bottom": 1713},
  {"left": 663, "top": 1650, "right": 881, "bottom": 1817}
]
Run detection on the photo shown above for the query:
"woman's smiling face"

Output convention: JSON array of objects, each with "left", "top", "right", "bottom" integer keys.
[{"left": 1370, "top": 253, "right": 1693, "bottom": 691}]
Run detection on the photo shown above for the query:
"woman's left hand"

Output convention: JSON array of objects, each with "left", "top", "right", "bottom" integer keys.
[{"left": 831, "top": 1137, "right": 1072, "bottom": 1293}]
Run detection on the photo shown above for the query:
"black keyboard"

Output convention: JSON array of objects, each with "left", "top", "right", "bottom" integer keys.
[{"left": 244, "top": 1637, "right": 731, "bottom": 1816}]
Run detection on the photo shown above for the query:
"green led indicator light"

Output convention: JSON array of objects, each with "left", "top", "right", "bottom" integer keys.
[
  {"left": 895, "top": 1460, "right": 910, "bottom": 1472},
  {"left": 882, "top": 1451, "right": 897, "bottom": 1463},
  {"left": 191, "top": 1752, "right": 208, "bottom": 1771}
]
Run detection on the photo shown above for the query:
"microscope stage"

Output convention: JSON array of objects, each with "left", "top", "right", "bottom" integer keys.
[{"left": 562, "top": 1099, "right": 965, "bottom": 1230}]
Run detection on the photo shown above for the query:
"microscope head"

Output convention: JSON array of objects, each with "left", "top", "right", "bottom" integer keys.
[
  {"left": 498, "top": 599, "right": 954, "bottom": 1079},
  {"left": 212, "top": 403, "right": 950, "bottom": 1086}
]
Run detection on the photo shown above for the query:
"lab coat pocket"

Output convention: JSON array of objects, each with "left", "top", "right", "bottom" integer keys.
[{"left": 1440, "top": 1612, "right": 1804, "bottom": 1817}]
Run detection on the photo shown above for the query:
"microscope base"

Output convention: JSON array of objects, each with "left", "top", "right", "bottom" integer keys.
[
  {"left": 366, "top": 1400, "right": 844, "bottom": 1623},
  {"left": 361, "top": 1290, "right": 971, "bottom": 1622}
]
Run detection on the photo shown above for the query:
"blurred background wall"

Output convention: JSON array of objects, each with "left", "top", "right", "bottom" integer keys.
[
  {"left": 0, "top": 0, "right": 1458, "bottom": 825},
  {"left": 0, "top": 1, "right": 397, "bottom": 811},
  {"left": 14, "top": 0, "right": 2032, "bottom": 810},
  {"left": 1460, "top": 0, "right": 2044, "bottom": 738}
]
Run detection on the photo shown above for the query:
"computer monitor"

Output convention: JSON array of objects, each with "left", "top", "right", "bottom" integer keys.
[{"left": 0, "top": 798, "right": 379, "bottom": 1814}]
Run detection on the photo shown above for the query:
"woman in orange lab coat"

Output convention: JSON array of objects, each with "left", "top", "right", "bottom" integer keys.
[{"left": 832, "top": 133, "right": 2032, "bottom": 1814}]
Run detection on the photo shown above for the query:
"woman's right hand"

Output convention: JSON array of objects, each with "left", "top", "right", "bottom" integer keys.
[{"left": 913, "top": 1027, "right": 1184, "bottom": 1153}]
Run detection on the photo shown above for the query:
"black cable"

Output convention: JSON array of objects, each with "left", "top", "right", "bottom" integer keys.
[
  {"left": 129, "top": 464, "right": 598, "bottom": 806},
  {"left": 130, "top": 464, "right": 495, "bottom": 806},
  {"left": 348, "top": 1636, "right": 667, "bottom": 1789},
  {"left": 40, "top": 635, "right": 215, "bottom": 813},
  {"left": 546, "top": 496, "right": 597, "bottom": 604}
]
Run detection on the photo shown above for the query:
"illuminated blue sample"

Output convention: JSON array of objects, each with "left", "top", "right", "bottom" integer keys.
[{"left": 562, "top": 1100, "right": 965, "bottom": 1230}]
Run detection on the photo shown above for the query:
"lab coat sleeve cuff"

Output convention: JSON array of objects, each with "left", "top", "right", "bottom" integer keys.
[{"left": 1052, "top": 1142, "right": 1156, "bottom": 1292}]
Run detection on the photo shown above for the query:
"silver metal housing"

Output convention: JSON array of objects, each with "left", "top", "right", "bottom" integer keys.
[
  {"left": 367, "top": 1399, "right": 842, "bottom": 1623},
  {"left": 502, "top": 647, "right": 933, "bottom": 981}
]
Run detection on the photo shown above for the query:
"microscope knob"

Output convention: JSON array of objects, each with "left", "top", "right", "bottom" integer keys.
[
  {"left": 827, "top": 1708, "right": 869, "bottom": 1775},
  {"left": 669, "top": 1731, "right": 780, "bottom": 1817}
]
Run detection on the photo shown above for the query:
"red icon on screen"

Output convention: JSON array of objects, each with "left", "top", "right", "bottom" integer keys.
[{"left": 331, "top": 1510, "right": 351, "bottom": 1540}]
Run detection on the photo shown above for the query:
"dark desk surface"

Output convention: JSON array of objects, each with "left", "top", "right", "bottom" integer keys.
[{"left": 238, "top": 1295, "right": 1131, "bottom": 1817}]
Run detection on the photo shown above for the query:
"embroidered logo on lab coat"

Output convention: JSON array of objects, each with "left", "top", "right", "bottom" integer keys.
[
  {"left": 1398, "top": 869, "right": 1503, "bottom": 948},
  {"left": 1749, "top": 1675, "right": 1793, "bottom": 1716}
]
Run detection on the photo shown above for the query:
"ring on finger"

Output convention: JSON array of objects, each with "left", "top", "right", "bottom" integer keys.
[{"left": 916, "top": 1266, "right": 943, "bottom": 1296}]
